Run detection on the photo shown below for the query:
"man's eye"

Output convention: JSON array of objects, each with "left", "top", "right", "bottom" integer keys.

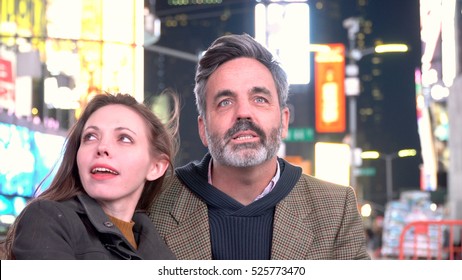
[
  {"left": 255, "top": 97, "right": 268, "bottom": 103},
  {"left": 218, "top": 99, "right": 232, "bottom": 107}
]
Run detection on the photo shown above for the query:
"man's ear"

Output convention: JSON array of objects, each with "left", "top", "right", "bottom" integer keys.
[
  {"left": 281, "top": 107, "right": 290, "bottom": 139},
  {"left": 198, "top": 115, "right": 208, "bottom": 147}
]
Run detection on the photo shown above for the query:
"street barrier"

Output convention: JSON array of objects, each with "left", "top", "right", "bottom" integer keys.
[{"left": 398, "top": 220, "right": 462, "bottom": 260}]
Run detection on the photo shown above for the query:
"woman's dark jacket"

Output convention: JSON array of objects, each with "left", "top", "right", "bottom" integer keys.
[{"left": 12, "top": 194, "right": 175, "bottom": 260}]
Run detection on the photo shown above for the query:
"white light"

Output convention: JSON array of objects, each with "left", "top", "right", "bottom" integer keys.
[
  {"left": 0, "top": 215, "right": 16, "bottom": 225},
  {"left": 308, "top": 44, "right": 331, "bottom": 53},
  {"left": 361, "top": 204, "right": 372, "bottom": 217},
  {"left": 345, "top": 77, "right": 360, "bottom": 96},
  {"left": 315, "top": 142, "right": 350, "bottom": 186},
  {"left": 430, "top": 84, "right": 450, "bottom": 101},
  {"left": 441, "top": 0, "right": 457, "bottom": 87},
  {"left": 255, "top": 2, "right": 310, "bottom": 85}
]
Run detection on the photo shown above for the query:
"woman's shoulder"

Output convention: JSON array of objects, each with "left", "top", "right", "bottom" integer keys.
[{"left": 21, "top": 197, "right": 80, "bottom": 218}]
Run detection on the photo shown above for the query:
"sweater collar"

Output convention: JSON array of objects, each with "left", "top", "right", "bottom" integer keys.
[{"left": 176, "top": 153, "right": 302, "bottom": 213}]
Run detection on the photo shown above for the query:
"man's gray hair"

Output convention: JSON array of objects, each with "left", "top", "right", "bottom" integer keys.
[{"left": 194, "top": 33, "right": 289, "bottom": 118}]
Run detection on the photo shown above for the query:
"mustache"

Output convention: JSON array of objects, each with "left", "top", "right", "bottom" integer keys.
[{"left": 224, "top": 119, "right": 265, "bottom": 141}]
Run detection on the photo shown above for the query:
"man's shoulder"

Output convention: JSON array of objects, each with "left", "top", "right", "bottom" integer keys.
[
  {"left": 298, "top": 173, "right": 351, "bottom": 189},
  {"left": 149, "top": 174, "right": 193, "bottom": 215},
  {"left": 293, "top": 174, "right": 354, "bottom": 198},
  {"left": 157, "top": 175, "right": 188, "bottom": 199}
]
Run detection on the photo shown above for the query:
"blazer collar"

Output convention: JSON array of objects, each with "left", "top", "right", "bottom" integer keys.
[
  {"left": 164, "top": 179, "right": 213, "bottom": 259},
  {"left": 272, "top": 178, "right": 314, "bottom": 259}
]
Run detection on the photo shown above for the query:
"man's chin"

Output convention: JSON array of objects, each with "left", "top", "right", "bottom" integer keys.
[{"left": 222, "top": 151, "right": 268, "bottom": 167}]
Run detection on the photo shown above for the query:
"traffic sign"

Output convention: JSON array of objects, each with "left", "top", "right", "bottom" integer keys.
[
  {"left": 354, "top": 167, "right": 376, "bottom": 177},
  {"left": 285, "top": 127, "right": 314, "bottom": 142}
]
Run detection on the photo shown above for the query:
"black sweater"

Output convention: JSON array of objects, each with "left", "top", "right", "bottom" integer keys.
[{"left": 176, "top": 154, "right": 302, "bottom": 260}]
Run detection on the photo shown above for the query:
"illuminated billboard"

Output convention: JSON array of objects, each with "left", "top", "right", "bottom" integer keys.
[
  {"left": 0, "top": 122, "right": 65, "bottom": 217},
  {"left": 314, "top": 44, "right": 346, "bottom": 133},
  {"left": 0, "top": 0, "right": 145, "bottom": 119},
  {"left": 255, "top": 1, "right": 311, "bottom": 85}
]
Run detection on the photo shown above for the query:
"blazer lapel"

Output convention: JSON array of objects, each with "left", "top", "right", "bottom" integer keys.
[
  {"left": 271, "top": 180, "right": 314, "bottom": 259},
  {"left": 164, "top": 186, "right": 212, "bottom": 259}
]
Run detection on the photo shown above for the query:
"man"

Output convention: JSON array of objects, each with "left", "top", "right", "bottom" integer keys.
[{"left": 149, "top": 33, "right": 370, "bottom": 260}]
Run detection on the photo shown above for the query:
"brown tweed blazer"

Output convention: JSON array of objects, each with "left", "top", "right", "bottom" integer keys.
[{"left": 148, "top": 173, "right": 370, "bottom": 260}]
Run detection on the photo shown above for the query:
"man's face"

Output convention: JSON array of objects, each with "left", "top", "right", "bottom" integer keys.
[{"left": 198, "top": 57, "right": 289, "bottom": 167}]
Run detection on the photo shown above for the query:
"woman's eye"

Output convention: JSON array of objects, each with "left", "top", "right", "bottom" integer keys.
[
  {"left": 120, "top": 135, "right": 133, "bottom": 143},
  {"left": 82, "top": 133, "right": 96, "bottom": 142}
]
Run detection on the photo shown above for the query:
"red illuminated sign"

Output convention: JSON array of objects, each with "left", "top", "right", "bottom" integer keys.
[
  {"left": 0, "top": 58, "right": 13, "bottom": 84},
  {"left": 314, "top": 44, "right": 346, "bottom": 133}
]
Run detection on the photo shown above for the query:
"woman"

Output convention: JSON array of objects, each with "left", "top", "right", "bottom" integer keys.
[{"left": 3, "top": 92, "right": 179, "bottom": 259}]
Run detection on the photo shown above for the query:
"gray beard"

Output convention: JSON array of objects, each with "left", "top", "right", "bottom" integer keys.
[{"left": 205, "top": 121, "right": 282, "bottom": 168}]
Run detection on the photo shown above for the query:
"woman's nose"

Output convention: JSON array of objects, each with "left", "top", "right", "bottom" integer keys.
[
  {"left": 96, "top": 142, "right": 110, "bottom": 157},
  {"left": 97, "top": 149, "right": 109, "bottom": 157}
]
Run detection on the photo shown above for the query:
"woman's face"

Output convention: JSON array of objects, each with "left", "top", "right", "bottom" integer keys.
[{"left": 76, "top": 104, "right": 167, "bottom": 218}]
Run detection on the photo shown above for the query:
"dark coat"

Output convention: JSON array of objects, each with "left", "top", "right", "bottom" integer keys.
[
  {"left": 148, "top": 155, "right": 370, "bottom": 260},
  {"left": 12, "top": 194, "right": 175, "bottom": 260}
]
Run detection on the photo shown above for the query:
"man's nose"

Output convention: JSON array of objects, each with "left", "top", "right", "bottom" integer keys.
[{"left": 235, "top": 100, "right": 252, "bottom": 121}]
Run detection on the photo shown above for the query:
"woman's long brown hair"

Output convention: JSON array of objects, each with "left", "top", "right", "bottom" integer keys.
[{"left": 1, "top": 91, "right": 180, "bottom": 259}]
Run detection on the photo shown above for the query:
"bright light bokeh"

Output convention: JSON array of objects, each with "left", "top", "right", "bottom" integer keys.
[
  {"left": 255, "top": 1, "right": 310, "bottom": 85},
  {"left": 315, "top": 142, "right": 350, "bottom": 186},
  {"left": 374, "top": 44, "right": 408, "bottom": 53},
  {"left": 361, "top": 203, "right": 372, "bottom": 217}
]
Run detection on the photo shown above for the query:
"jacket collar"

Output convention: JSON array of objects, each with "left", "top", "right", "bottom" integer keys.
[
  {"left": 73, "top": 194, "right": 174, "bottom": 259},
  {"left": 75, "top": 194, "right": 123, "bottom": 235},
  {"left": 164, "top": 179, "right": 212, "bottom": 259},
  {"left": 271, "top": 176, "right": 314, "bottom": 259}
]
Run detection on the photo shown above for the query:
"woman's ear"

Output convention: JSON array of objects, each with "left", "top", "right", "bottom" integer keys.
[{"left": 146, "top": 156, "right": 169, "bottom": 181}]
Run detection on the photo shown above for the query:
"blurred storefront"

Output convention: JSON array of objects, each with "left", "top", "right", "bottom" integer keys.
[
  {"left": 0, "top": 0, "right": 145, "bottom": 126},
  {"left": 416, "top": 0, "right": 462, "bottom": 221}
]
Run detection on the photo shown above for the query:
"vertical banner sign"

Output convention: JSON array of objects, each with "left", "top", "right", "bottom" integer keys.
[
  {"left": 0, "top": 57, "right": 15, "bottom": 111},
  {"left": 314, "top": 44, "right": 346, "bottom": 133}
]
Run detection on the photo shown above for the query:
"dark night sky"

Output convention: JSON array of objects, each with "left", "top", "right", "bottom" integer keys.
[{"left": 310, "top": 0, "right": 423, "bottom": 204}]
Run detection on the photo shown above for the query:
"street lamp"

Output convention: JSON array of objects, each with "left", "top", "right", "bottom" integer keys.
[
  {"left": 343, "top": 17, "right": 408, "bottom": 192},
  {"left": 361, "top": 149, "right": 418, "bottom": 203}
]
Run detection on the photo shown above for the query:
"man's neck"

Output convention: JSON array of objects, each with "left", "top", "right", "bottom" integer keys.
[{"left": 210, "top": 158, "right": 279, "bottom": 206}]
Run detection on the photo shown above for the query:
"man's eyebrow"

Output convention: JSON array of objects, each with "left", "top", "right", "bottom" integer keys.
[
  {"left": 214, "top": 89, "right": 236, "bottom": 102},
  {"left": 250, "top": 86, "right": 272, "bottom": 96}
]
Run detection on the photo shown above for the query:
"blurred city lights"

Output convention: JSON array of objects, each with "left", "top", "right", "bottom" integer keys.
[
  {"left": 374, "top": 44, "right": 409, "bottom": 53},
  {"left": 361, "top": 203, "right": 372, "bottom": 217}
]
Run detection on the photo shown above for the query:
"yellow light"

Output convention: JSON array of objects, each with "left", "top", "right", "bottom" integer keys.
[
  {"left": 361, "top": 151, "right": 380, "bottom": 159},
  {"left": 375, "top": 44, "right": 408, "bottom": 53},
  {"left": 398, "top": 149, "right": 417, "bottom": 158}
]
